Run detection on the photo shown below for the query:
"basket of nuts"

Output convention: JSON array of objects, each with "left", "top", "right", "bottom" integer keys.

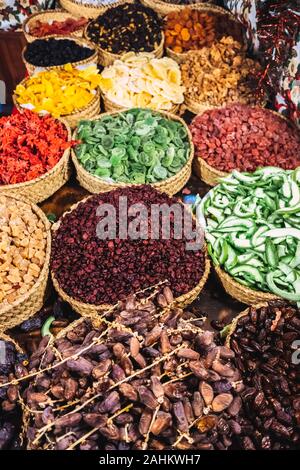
[
  {"left": 0, "top": 194, "right": 51, "bottom": 331},
  {"left": 181, "top": 37, "right": 263, "bottom": 116},
  {"left": 50, "top": 187, "right": 210, "bottom": 318}
]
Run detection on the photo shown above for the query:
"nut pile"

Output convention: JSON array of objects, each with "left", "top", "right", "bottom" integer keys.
[
  {"left": 12, "top": 288, "right": 248, "bottom": 450},
  {"left": 0, "top": 338, "right": 26, "bottom": 450},
  {"left": 86, "top": 3, "right": 163, "bottom": 54},
  {"left": 181, "top": 37, "right": 261, "bottom": 107},
  {"left": 51, "top": 186, "right": 205, "bottom": 305},
  {"left": 190, "top": 104, "right": 300, "bottom": 172},
  {"left": 24, "top": 38, "right": 95, "bottom": 68},
  {"left": 229, "top": 302, "right": 300, "bottom": 450},
  {"left": 0, "top": 195, "right": 48, "bottom": 307}
]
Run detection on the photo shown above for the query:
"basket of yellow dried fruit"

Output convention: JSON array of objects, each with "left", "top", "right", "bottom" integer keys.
[
  {"left": 99, "top": 52, "right": 185, "bottom": 114},
  {"left": 0, "top": 194, "right": 51, "bottom": 331},
  {"left": 13, "top": 63, "right": 101, "bottom": 129}
]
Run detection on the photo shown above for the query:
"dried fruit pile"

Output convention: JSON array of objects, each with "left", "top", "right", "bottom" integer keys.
[
  {"left": 0, "top": 110, "right": 70, "bottom": 185},
  {"left": 202, "top": 167, "right": 300, "bottom": 301},
  {"left": 165, "top": 8, "right": 243, "bottom": 54},
  {"left": 99, "top": 53, "right": 184, "bottom": 111},
  {"left": 229, "top": 302, "right": 300, "bottom": 450},
  {"left": 24, "top": 38, "right": 95, "bottom": 68},
  {"left": 0, "top": 337, "right": 26, "bottom": 450},
  {"left": 7, "top": 288, "right": 248, "bottom": 450},
  {"left": 28, "top": 17, "right": 88, "bottom": 37},
  {"left": 0, "top": 195, "right": 48, "bottom": 307},
  {"left": 190, "top": 104, "right": 300, "bottom": 172},
  {"left": 86, "top": 4, "right": 162, "bottom": 54},
  {"left": 51, "top": 186, "right": 205, "bottom": 305},
  {"left": 75, "top": 109, "right": 190, "bottom": 183},
  {"left": 14, "top": 64, "right": 101, "bottom": 117},
  {"left": 181, "top": 37, "right": 261, "bottom": 107}
]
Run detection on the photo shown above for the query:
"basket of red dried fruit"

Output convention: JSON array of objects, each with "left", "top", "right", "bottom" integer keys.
[
  {"left": 190, "top": 105, "right": 300, "bottom": 186},
  {"left": 23, "top": 10, "right": 88, "bottom": 43},
  {"left": 0, "top": 110, "right": 72, "bottom": 203}
]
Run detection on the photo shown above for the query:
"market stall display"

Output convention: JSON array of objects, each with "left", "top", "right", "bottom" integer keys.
[
  {"left": 85, "top": 3, "right": 164, "bottom": 66},
  {"left": 0, "top": 194, "right": 51, "bottom": 330},
  {"left": 0, "top": 111, "right": 72, "bottom": 202},
  {"left": 181, "top": 36, "right": 262, "bottom": 114},
  {"left": 190, "top": 104, "right": 300, "bottom": 186},
  {"left": 201, "top": 167, "right": 300, "bottom": 304},
  {"left": 72, "top": 108, "right": 193, "bottom": 195},
  {"left": 51, "top": 186, "right": 210, "bottom": 316},
  {"left": 22, "top": 37, "right": 97, "bottom": 74},
  {"left": 23, "top": 10, "right": 88, "bottom": 42},
  {"left": 13, "top": 64, "right": 101, "bottom": 127},
  {"left": 141, "top": 0, "right": 213, "bottom": 16},
  {"left": 99, "top": 52, "right": 184, "bottom": 112}
]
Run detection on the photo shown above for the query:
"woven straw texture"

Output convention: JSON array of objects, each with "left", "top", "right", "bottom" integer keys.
[
  {"left": 0, "top": 332, "right": 24, "bottom": 353},
  {"left": 84, "top": 27, "right": 165, "bottom": 66},
  {"left": 13, "top": 85, "right": 101, "bottom": 129},
  {"left": 51, "top": 196, "right": 210, "bottom": 318},
  {"left": 215, "top": 265, "right": 279, "bottom": 306},
  {"left": 165, "top": 4, "right": 237, "bottom": 64},
  {"left": 0, "top": 118, "right": 71, "bottom": 204},
  {"left": 22, "top": 10, "right": 85, "bottom": 43},
  {"left": 0, "top": 195, "right": 51, "bottom": 332},
  {"left": 71, "top": 109, "right": 194, "bottom": 196},
  {"left": 141, "top": 0, "right": 212, "bottom": 16},
  {"left": 102, "top": 93, "right": 180, "bottom": 115},
  {"left": 22, "top": 35, "right": 98, "bottom": 75},
  {"left": 59, "top": 0, "right": 134, "bottom": 19},
  {"left": 193, "top": 109, "right": 294, "bottom": 186}
]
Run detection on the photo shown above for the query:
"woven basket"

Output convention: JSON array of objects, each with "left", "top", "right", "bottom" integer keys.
[
  {"left": 0, "top": 195, "right": 51, "bottom": 331},
  {"left": 51, "top": 195, "right": 210, "bottom": 318},
  {"left": 102, "top": 93, "right": 180, "bottom": 115},
  {"left": 0, "top": 117, "right": 71, "bottom": 204},
  {"left": 193, "top": 109, "right": 294, "bottom": 186},
  {"left": 215, "top": 265, "right": 279, "bottom": 306},
  {"left": 84, "top": 25, "right": 165, "bottom": 66},
  {"left": 0, "top": 332, "right": 23, "bottom": 353},
  {"left": 22, "top": 9, "right": 86, "bottom": 43},
  {"left": 71, "top": 109, "right": 193, "bottom": 196},
  {"left": 141, "top": 0, "right": 212, "bottom": 16},
  {"left": 59, "top": 0, "right": 134, "bottom": 19},
  {"left": 13, "top": 84, "right": 101, "bottom": 129},
  {"left": 164, "top": 4, "right": 239, "bottom": 64},
  {"left": 22, "top": 35, "right": 98, "bottom": 75}
]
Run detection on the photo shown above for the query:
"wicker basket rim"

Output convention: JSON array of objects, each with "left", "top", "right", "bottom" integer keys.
[
  {"left": 51, "top": 195, "right": 209, "bottom": 312},
  {"left": 0, "top": 332, "right": 24, "bottom": 353},
  {"left": 215, "top": 264, "right": 280, "bottom": 302},
  {"left": 22, "top": 34, "right": 97, "bottom": 71},
  {"left": 102, "top": 92, "right": 181, "bottom": 115},
  {"left": 22, "top": 9, "right": 85, "bottom": 36},
  {"left": 84, "top": 23, "right": 165, "bottom": 57},
  {"left": 71, "top": 108, "right": 194, "bottom": 188},
  {"left": 144, "top": 0, "right": 214, "bottom": 8},
  {"left": 60, "top": 0, "right": 132, "bottom": 11},
  {"left": 0, "top": 117, "right": 71, "bottom": 191},
  {"left": 13, "top": 79, "right": 100, "bottom": 118},
  {"left": 0, "top": 194, "right": 51, "bottom": 316},
  {"left": 193, "top": 107, "right": 295, "bottom": 177},
  {"left": 51, "top": 250, "right": 210, "bottom": 314}
]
